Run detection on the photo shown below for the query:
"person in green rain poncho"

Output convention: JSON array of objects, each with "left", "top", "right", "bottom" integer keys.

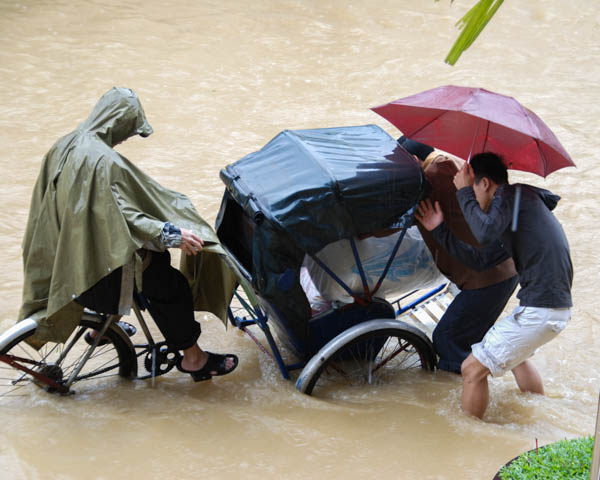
[{"left": 20, "top": 87, "right": 239, "bottom": 381}]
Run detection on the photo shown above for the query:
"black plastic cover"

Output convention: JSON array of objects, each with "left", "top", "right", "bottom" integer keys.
[
  {"left": 220, "top": 124, "right": 425, "bottom": 254},
  {"left": 217, "top": 125, "right": 427, "bottom": 359}
]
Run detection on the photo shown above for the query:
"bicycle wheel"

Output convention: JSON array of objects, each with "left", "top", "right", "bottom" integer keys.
[
  {"left": 0, "top": 313, "right": 137, "bottom": 400},
  {"left": 298, "top": 319, "right": 435, "bottom": 396}
]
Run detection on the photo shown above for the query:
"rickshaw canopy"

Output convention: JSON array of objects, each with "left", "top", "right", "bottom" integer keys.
[
  {"left": 220, "top": 124, "right": 426, "bottom": 254},
  {"left": 217, "top": 125, "right": 429, "bottom": 356}
]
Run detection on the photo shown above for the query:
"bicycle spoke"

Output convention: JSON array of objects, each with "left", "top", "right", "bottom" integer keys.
[
  {"left": 60, "top": 345, "right": 112, "bottom": 377},
  {"left": 0, "top": 382, "right": 30, "bottom": 397},
  {"left": 69, "top": 356, "right": 123, "bottom": 381},
  {"left": 305, "top": 329, "right": 434, "bottom": 396},
  {"left": 0, "top": 317, "right": 134, "bottom": 400}
]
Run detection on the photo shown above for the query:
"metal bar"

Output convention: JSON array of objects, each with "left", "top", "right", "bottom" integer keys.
[
  {"left": 64, "top": 314, "right": 115, "bottom": 388},
  {"left": 396, "top": 283, "right": 447, "bottom": 315},
  {"left": 0, "top": 354, "right": 69, "bottom": 393},
  {"left": 371, "top": 224, "right": 409, "bottom": 296},
  {"left": 233, "top": 291, "right": 259, "bottom": 320},
  {"left": 391, "top": 289, "right": 419, "bottom": 308},
  {"left": 253, "top": 312, "right": 290, "bottom": 380},
  {"left": 349, "top": 238, "right": 370, "bottom": 299},
  {"left": 230, "top": 313, "right": 256, "bottom": 329},
  {"left": 151, "top": 345, "right": 157, "bottom": 388},
  {"left": 231, "top": 282, "right": 302, "bottom": 380},
  {"left": 132, "top": 302, "right": 156, "bottom": 348},
  {"left": 285, "top": 362, "right": 306, "bottom": 372},
  {"left": 131, "top": 297, "right": 160, "bottom": 385},
  {"left": 55, "top": 326, "right": 86, "bottom": 365},
  {"left": 481, "top": 120, "right": 491, "bottom": 152},
  {"left": 309, "top": 253, "right": 356, "bottom": 299},
  {"left": 467, "top": 118, "right": 483, "bottom": 163},
  {"left": 227, "top": 307, "right": 237, "bottom": 326}
]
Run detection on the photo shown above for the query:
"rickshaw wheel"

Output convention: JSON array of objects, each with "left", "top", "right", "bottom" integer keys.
[
  {"left": 298, "top": 320, "right": 435, "bottom": 396},
  {"left": 0, "top": 313, "right": 137, "bottom": 400}
]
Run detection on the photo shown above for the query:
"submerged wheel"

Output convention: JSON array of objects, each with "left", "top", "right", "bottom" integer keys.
[
  {"left": 297, "top": 319, "right": 435, "bottom": 397},
  {"left": 0, "top": 313, "right": 137, "bottom": 400}
]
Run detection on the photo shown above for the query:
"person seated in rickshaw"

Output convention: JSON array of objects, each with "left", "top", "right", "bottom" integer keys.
[
  {"left": 300, "top": 225, "right": 444, "bottom": 314},
  {"left": 20, "top": 87, "right": 238, "bottom": 382},
  {"left": 401, "top": 139, "right": 518, "bottom": 375}
]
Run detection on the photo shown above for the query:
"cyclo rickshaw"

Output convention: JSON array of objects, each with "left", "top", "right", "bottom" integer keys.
[
  {"left": 0, "top": 124, "right": 452, "bottom": 400},
  {"left": 215, "top": 124, "right": 451, "bottom": 396}
]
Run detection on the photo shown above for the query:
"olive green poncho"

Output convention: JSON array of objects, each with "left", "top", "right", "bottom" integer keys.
[{"left": 20, "top": 87, "right": 236, "bottom": 348}]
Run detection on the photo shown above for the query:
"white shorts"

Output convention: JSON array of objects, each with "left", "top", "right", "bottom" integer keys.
[{"left": 471, "top": 306, "right": 571, "bottom": 377}]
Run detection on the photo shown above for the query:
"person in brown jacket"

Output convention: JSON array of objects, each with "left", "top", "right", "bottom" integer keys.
[{"left": 400, "top": 138, "right": 518, "bottom": 374}]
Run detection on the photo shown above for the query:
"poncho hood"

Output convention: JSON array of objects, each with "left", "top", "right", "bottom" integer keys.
[
  {"left": 20, "top": 87, "right": 236, "bottom": 347},
  {"left": 79, "top": 87, "right": 154, "bottom": 146}
]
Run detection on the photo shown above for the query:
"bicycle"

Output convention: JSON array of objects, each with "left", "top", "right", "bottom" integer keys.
[{"left": 0, "top": 293, "right": 180, "bottom": 400}]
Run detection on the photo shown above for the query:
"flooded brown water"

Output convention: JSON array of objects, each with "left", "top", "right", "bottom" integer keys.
[{"left": 0, "top": 1, "right": 599, "bottom": 478}]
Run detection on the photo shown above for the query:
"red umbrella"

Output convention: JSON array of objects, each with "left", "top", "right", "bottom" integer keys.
[{"left": 371, "top": 85, "right": 575, "bottom": 177}]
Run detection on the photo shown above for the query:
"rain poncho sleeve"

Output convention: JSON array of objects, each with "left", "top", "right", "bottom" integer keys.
[{"left": 20, "top": 87, "right": 236, "bottom": 348}]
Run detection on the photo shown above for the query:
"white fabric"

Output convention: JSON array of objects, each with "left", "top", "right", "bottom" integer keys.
[
  {"left": 472, "top": 306, "right": 570, "bottom": 377},
  {"left": 300, "top": 226, "right": 445, "bottom": 312}
]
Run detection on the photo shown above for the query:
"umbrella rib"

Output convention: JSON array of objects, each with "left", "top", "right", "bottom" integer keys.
[
  {"left": 534, "top": 138, "right": 549, "bottom": 177},
  {"left": 481, "top": 120, "right": 491, "bottom": 152},
  {"left": 467, "top": 119, "right": 482, "bottom": 162},
  {"left": 406, "top": 110, "right": 448, "bottom": 139}
]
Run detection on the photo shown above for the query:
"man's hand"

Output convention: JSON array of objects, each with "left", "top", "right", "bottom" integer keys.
[
  {"left": 453, "top": 162, "right": 475, "bottom": 190},
  {"left": 180, "top": 228, "right": 204, "bottom": 255},
  {"left": 415, "top": 198, "right": 444, "bottom": 231}
]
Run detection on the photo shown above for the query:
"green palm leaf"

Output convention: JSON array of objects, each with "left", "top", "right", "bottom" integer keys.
[{"left": 439, "top": 0, "right": 504, "bottom": 65}]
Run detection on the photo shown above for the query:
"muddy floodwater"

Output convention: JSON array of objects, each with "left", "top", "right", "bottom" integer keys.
[{"left": 0, "top": 1, "right": 599, "bottom": 478}]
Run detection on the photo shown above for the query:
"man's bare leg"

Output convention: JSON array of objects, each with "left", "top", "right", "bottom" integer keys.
[
  {"left": 461, "top": 354, "right": 491, "bottom": 419},
  {"left": 511, "top": 360, "right": 544, "bottom": 395}
]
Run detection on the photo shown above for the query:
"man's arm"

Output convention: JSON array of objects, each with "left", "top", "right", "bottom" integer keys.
[
  {"left": 415, "top": 197, "right": 509, "bottom": 271},
  {"left": 146, "top": 222, "right": 204, "bottom": 255},
  {"left": 431, "top": 222, "right": 509, "bottom": 272},
  {"left": 456, "top": 186, "right": 512, "bottom": 246},
  {"left": 160, "top": 222, "right": 182, "bottom": 248}
]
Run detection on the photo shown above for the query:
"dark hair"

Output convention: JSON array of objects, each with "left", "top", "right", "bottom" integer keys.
[
  {"left": 470, "top": 152, "right": 508, "bottom": 185},
  {"left": 398, "top": 136, "right": 434, "bottom": 162}
]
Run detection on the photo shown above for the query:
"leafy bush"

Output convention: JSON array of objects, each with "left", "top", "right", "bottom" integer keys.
[{"left": 498, "top": 436, "right": 593, "bottom": 479}]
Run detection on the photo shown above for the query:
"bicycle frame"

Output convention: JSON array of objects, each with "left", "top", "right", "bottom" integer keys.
[{"left": 0, "top": 294, "right": 179, "bottom": 396}]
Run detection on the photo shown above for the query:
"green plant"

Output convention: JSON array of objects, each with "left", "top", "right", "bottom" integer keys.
[
  {"left": 439, "top": 0, "right": 504, "bottom": 65},
  {"left": 498, "top": 436, "right": 594, "bottom": 480}
]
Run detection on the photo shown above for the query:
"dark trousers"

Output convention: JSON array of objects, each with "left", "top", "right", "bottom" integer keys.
[
  {"left": 432, "top": 275, "right": 518, "bottom": 374},
  {"left": 76, "top": 250, "right": 201, "bottom": 350}
]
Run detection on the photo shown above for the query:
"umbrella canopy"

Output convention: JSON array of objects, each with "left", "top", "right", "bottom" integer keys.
[{"left": 372, "top": 85, "right": 575, "bottom": 177}]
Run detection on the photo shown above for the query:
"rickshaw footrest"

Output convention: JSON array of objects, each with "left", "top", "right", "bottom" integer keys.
[{"left": 232, "top": 317, "right": 256, "bottom": 329}]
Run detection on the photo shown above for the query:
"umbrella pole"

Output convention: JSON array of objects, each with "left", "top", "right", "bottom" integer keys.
[{"left": 467, "top": 120, "right": 482, "bottom": 163}]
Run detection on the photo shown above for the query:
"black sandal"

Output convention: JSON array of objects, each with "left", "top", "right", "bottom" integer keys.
[
  {"left": 176, "top": 352, "right": 239, "bottom": 382},
  {"left": 84, "top": 321, "right": 137, "bottom": 346}
]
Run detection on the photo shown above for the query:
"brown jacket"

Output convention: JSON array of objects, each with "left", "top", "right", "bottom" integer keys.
[{"left": 417, "top": 155, "right": 516, "bottom": 290}]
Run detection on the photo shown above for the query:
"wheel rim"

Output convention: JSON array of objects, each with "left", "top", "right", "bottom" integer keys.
[
  {"left": 0, "top": 320, "right": 133, "bottom": 400},
  {"left": 305, "top": 329, "right": 434, "bottom": 396}
]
